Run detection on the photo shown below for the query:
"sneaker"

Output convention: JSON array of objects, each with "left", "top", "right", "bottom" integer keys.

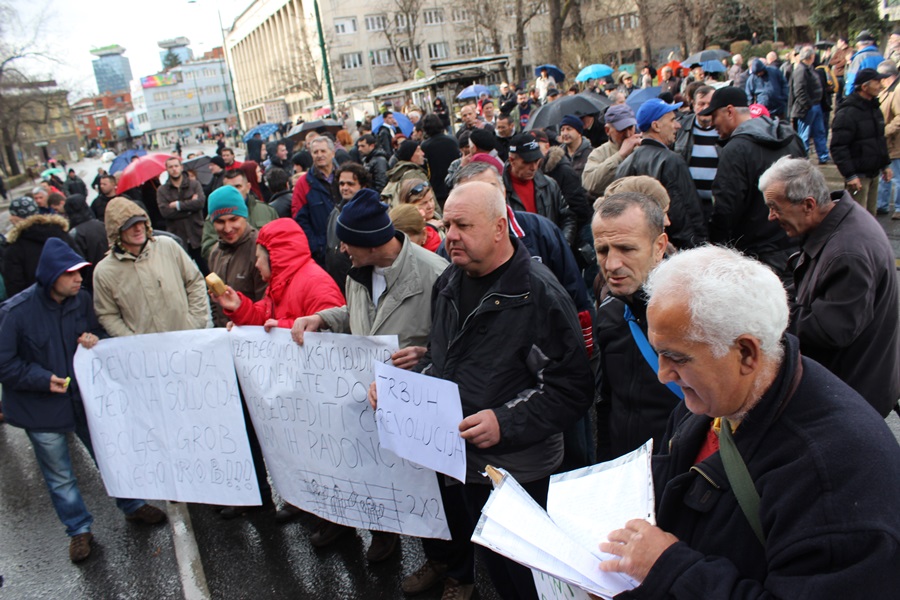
[
  {"left": 69, "top": 532, "right": 93, "bottom": 563},
  {"left": 440, "top": 577, "right": 474, "bottom": 600},
  {"left": 309, "top": 519, "right": 352, "bottom": 547},
  {"left": 274, "top": 503, "right": 303, "bottom": 524},
  {"left": 125, "top": 504, "right": 167, "bottom": 525},
  {"left": 892, "top": 211, "right": 900, "bottom": 220},
  {"left": 366, "top": 531, "right": 399, "bottom": 563},
  {"left": 402, "top": 560, "right": 448, "bottom": 594},
  {"left": 877, "top": 208, "right": 891, "bottom": 215}
]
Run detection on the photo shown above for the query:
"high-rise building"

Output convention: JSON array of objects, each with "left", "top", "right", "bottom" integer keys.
[
  {"left": 90, "top": 45, "right": 134, "bottom": 94},
  {"left": 158, "top": 37, "right": 195, "bottom": 69}
]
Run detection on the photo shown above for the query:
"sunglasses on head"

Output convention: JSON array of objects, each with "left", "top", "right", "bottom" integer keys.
[{"left": 411, "top": 181, "right": 431, "bottom": 196}]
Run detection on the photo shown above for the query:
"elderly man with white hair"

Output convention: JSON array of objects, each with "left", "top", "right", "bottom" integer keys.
[{"left": 598, "top": 245, "right": 900, "bottom": 599}]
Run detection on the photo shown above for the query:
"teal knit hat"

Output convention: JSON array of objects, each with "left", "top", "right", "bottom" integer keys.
[{"left": 208, "top": 186, "right": 249, "bottom": 221}]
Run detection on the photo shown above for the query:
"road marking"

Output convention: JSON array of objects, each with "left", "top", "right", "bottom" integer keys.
[{"left": 166, "top": 501, "right": 211, "bottom": 600}]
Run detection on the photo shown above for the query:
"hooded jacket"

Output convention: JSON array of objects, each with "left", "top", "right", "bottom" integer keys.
[
  {"left": 0, "top": 238, "right": 104, "bottom": 432},
  {"left": 318, "top": 233, "right": 448, "bottom": 348},
  {"left": 93, "top": 198, "right": 209, "bottom": 336},
  {"left": 830, "top": 92, "right": 891, "bottom": 180},
  {"left": 225, "top": 218, "right": 344, "bottom": 328},
  {"left": 64, "top": 194, "right": 109, "bottom": 269},
  {"left": 616, "top": 139, "right": 708, "bottom": 249},
  {"left": 710, "top": 116, "right": 804, "bottom": 266},
  {"left": 788, "top": 60, "right": 823, "bottom": 120},
  {"left": 844, "top": 44, "right": 883, "bottom": 95},
  {"left": 746, "top": 59, "right": 789, "bottom": 116},
  {"left": 208, "top": 225, "right": 266, "bottom": 328},
  {"left": 361, "top": 146, "right": 390, "bottom": 193},
  {"left": 2, "top": 214, "right": 82, "bottom": 298}
]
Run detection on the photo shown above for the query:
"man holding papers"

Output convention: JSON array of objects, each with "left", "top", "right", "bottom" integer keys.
[
  {"left": 292, "top": 188, "right": 449, "bottom": 564},
  {"left": 397, "top": 181, "right": 593, "bottom": 600},
  {"left": 598, "top": 246, "right": 900, "bottom": 598}
]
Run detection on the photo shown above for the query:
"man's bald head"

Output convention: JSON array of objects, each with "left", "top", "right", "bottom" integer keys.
[
  {"left": 443, "top": 181, "right": 512, "bottom": 277},
  {"left": 447, "top": 181, "right": 506, "bottom": 220}
]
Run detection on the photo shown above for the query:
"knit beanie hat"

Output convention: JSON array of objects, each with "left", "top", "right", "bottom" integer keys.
[
  {"left": 210, "top": 155, "right": 226, "bottom": 169},
  {"left": 559, "top": 114, "right": 584, "bottom": 134},
  {"left": 336, "top": 188, "right": 395, "bottom": 247},
  {"left": 396, "top": 140, "right": 420, "bottom": 162},
  {"left": 207, "top": 185, "right": 249, "bottom": 221},
  {"left": 9, "top": 196, "right": 38, "bottom": 218}
]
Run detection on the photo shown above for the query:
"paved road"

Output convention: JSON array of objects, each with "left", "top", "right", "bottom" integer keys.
[{"left": 0, "top": 147, "right": 898, "bottom": 599}]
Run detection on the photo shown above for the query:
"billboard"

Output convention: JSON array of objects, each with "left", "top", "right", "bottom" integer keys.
[{"left": 141, "top": 73, "right": 180, "bottom": 88}]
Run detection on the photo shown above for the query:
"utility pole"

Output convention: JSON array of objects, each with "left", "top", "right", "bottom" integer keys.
[{"left": 313, "top": 0, "right": 335, "bottom": 114}]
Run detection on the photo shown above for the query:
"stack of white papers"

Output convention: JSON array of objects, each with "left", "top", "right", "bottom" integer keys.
[{"left": 471, "top": 441, "right": 655, "bottom": 599}]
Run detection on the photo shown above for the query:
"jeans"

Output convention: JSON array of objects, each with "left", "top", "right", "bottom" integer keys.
[
  {"left": 27, "top": 404, "right": 145, "bottom": 536},
  {"left": 797, "top": 105, "right": 829, "bottom": 161},
  {"left": 876, "top": 158, "right": 900, "bottom": 212}
]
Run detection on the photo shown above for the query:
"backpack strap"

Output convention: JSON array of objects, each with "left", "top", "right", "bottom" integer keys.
[{"left": 718, "top": 419, "right": 765, "bottom": 546}]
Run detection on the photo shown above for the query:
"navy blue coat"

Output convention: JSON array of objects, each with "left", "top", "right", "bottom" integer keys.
[{"left": 0, "top": 240, "right": 104, "bottom": 432}]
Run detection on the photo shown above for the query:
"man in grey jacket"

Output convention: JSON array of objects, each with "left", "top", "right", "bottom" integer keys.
[{"left": 157, "top": 156, "right": 207, "bottom": 272}]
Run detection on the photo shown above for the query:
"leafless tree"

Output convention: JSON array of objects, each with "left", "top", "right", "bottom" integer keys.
[
  {"left": 511, "top": 0, "right": 546, "bottom": 83},
  {"left": 381, "top": 0, "right": 423, "bottom": 80}
]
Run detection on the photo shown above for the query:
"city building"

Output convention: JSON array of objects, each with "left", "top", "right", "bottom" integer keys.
[
  {"left": 14, "top": 83, "right": 81, "bottom": 167},
  {"left": 71, "top": 91, "right": 134, "bottom": 148},
  {"left": 139, "top": 54, "right": 237, "bottom": 148},
  {"left": 159, "top": 37, "right": 195, "bottom": 70},
  {"left": 90, "top": 45, "right": 134, "bottom": 94}
]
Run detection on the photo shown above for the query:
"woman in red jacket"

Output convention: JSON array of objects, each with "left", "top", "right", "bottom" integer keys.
[{"left": 211, "top": 218, "right": 345, "bottom": 329}]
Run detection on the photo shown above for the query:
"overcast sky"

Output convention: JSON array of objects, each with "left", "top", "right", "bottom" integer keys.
[{"left": 8, "top": 0, "right": 250, "bottom": 98}]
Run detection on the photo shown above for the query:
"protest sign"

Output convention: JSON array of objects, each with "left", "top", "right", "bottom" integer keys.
[
  {"left": 373, "top": 362, "right": 466, "bottom": 482},
  {"left": 532, "top": 570, "right": 592, "bottom": 600},
  {"left": 230, "top": 328, "right": 450, "bottom": 540},
  {"left": 73, "top": 329, "right": 260, "bottom": 505}
]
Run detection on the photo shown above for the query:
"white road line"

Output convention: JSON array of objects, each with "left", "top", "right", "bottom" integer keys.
[{"left": 166, "top": 501, "right": 211, "bottom": 600}]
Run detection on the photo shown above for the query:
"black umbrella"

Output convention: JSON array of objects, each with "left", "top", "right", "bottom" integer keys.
[
  {"left": 286, "top": 119, "right": 344, "bottom": 142},
  {"left": 524, "top": 93, "right": 611, "bottom": 131},
  {"left": 182, "top": 155, "right": 213, "bottom": 187},
  {"left": 814, "top": 41, "right": 835, "bottom": 50},
  {"left": 683, "top": 49, "right": 731, "bottom": 66}
]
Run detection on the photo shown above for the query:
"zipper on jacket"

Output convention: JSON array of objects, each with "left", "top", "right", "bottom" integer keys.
[{"left": 689, "top": 464, "right": 721, "bottom": 489}]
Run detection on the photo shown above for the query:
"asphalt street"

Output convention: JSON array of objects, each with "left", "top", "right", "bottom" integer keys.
[{"left": 0, "top": 145, "right": 899, "bottom": 599}]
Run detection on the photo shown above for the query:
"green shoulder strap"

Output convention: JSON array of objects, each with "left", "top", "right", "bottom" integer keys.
[{"left": 718, "top": 419, "right": 766, "bottom": 546}]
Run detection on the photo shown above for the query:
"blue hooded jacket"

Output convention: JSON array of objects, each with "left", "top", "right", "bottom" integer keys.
[
  {"left": 0, "top": 238, "right": 103, "bottom": 432},
  {"left": 746, "top": 59, "right": 789, "bottom": 117},
  {"left": 845, "top": 45, "right": 883, "bottom": 96}
]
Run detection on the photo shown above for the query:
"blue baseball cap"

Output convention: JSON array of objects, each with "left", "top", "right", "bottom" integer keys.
[{"left": 635, "top": 99, "right": 683, "bottom": 133}]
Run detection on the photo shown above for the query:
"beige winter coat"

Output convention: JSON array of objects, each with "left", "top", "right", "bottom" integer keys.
[{"left": 93, "top": 197, "right": 209, "bottom": 336}]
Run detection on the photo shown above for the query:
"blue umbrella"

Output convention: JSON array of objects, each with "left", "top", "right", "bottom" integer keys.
[
  {"left": 242, "top": 123, "right": 280, "bottom": 142},
  {"left": 109, "top": 148, "right": 148, "bottom": 175},
  {"left": 682, "top": 59, "right": 727, "bottom": 74},
  {"left": 626, "top": 86, "right": 663, "bottom": 110},
  {"left": 372, "top": 112, "right": 414, "bottom": 137},
  {"left": 576, "top": 64, "right": 615, "bottom": 82},
  {"left": 457, "top": 84, "right": 491, "bottom": 100},
  {"left": 535, "top": 64, "right": 565, "bottom": 83}
]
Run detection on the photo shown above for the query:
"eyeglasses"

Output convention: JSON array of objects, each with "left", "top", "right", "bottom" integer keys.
[{"left": 410, "top": 181, "right": 431, "bottom": 196}]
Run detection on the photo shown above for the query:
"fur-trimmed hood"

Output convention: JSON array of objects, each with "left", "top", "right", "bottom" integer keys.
[
  {"left": 6, "top": 213, "right": 69, "bottom": 244},
  {"left": 542, "top": 145, "right": 566, "bottom": 173}
]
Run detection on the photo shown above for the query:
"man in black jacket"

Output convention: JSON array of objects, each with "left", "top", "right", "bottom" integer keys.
[
  {"left": 830, "top": 68, "right": 893, "bottom": 215},
  {"left": 789, "top": 47, "right": 829, "bottom": 163},
  {"left": 760, "top": 156, "right": 899, "bottom": 416},
  {"left": 700, "top": 86, "right": 805, "bottom": 280},
  {"left": 420, "top": 114, "right": 460, "bottom": 208},
  {"left": 599, "top": 246, "right": 900, "bottom": 600},
  {"left": 592, "top": 192, "right": 680, "bottom": 461},
  {"left": 63, "top": 170, "right": 88, "bottom": 197},
  {"left": 384, "top": 180, "right": 592, "bottom": 600},
  {"left": 616, "top": 99, "right": 707, "bottom": 249},
  {"left": 356, "top": 134, "right": 388, "bottom": 193}
]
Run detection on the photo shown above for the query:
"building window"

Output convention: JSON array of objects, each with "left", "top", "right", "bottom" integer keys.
[
  {"left": 371, "top": 48, "right": 394, "bottom": 66},
  {"left": 399, "top": 45, "right": 421, "bottom": 63},
  {"left": 341, "top": 52, "right": 363, "bottom": 69},
  {"left": 427, "top": 42, "right": 449, "bottom": 60},
  {"left": 334, "top": 17, "right": 357, "bottom": 34},
  {"left": 396, "top": 13, "right": 409, "bottom": 30},
  {"left": 451, "top": 8, "right": 470, "bottom": 22},
  {"left": 508, "top": 34, "right": 528, "bottom": 49},
  {"left": 365, "top": 14, "right": 386, "bottom": 31},
  {"left": 456, "top": 39, "right": 475, "bottom": 57},
  {"left": 423, "top": 9, "right": 444, "bottom": 25}
]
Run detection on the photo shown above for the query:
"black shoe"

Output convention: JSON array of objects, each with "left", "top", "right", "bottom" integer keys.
[
  {"left": 125, "top": 504, "right": 167, "bottom": 525},
  {"left": 274, "top": 503, "right": 303, "bottom": 524},
  {"left": 877, "top": 208, "right": 891, "bottom": 215},
  {"left": 310, "top": 520, "right": 352, "bottom": 547},
  {"left": 220, "top": 504, "right": 270, "bottom": 520},
  {"left": 366, "top": 531, "right": 399, "bottom": 563}
]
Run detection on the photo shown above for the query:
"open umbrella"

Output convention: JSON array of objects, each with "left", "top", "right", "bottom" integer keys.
[
  {"left": 683, "top": 49, "right": 730, "bottom": 66},
  {"left": 285, "top": 118, "right": 345, "bottom": 142},
  {"left": 242, "top": 123, "right": 280, "bottom": 142},
  {"left": 182, "top": 155, "right": 213, "bottom": 187},
  {"left": 535, "top": 64, "right": 565, "bottom": 83},
  {"left": 40, "top": 167, "right": 65, "bottom": 179},
  {"left": 115, "top": 153, "right": 173, "bottom": 193},
  {"left": 314, "top": 107, "right": 332, "bottom": 118},
  {"left": 372, "top": 112, "right": 414, "bottom": 137},
  {"left": 109, "top": 148, "right": 148, "bottom": 175},
  {"left": 524, "top": 92, "right": 611, "bottom": 131},
  {"left": 626, "top": 86, "right": 663, "bottom": 110},
  {"left": 576, "top": 64, "right": 615, "bottom": 82},
  {"left": 662, "top": 59, "right": 689, "bottom": 77},
  {"left": 457, "top": 84, "right": 491, "bottom": 100},
  {"left": 697, "top": 59, "right": 727, "bottom": 73}
]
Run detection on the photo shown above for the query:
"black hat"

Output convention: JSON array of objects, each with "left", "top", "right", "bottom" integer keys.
[
  {"left": 854, "top": 68, "right": 889, "bottom": 88},
  {"left": 469, "top": 128, "right": 496, "bottom": 152},
  {"left": 335, "top": 188, "right": 395, "bottom": 247},
  {"left": 856, "top": 30, "right": 876, "bottom": 43},
  {"left": 509, "top": 133, "right": 543, "bottom": 161},
  {"left": 396, "top": 140, "right": 420, "bottom": 162},
  {"left": 698, "top": 86, "right": 749, "bottom": 116},
  {"left": 210, "top": 155, "right": 226, "bottom": 169}
]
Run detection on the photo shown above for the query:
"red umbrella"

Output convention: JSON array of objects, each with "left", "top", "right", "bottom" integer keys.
[
  {"left": 115, "top": 153, "right": 174, "bottom": 193},
  {"left": 314, "top": 107, "right": 332, "bottom": 118},
  {"left": 662, "top": 59, "right": 689, "bottom": 78}
]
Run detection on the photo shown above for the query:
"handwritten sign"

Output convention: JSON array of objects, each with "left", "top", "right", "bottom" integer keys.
[
  {"left": 230, "top": 328, "right": 450, "bottom": 540},
  {"left": 532, "top": 570, "right": 592, "bottom": 600},
  {"left": 73, "top": 329, "right": 261, "bottom": 505},
  {"left": 373, "top": 362, "right": 466, "bottom": 482}
]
